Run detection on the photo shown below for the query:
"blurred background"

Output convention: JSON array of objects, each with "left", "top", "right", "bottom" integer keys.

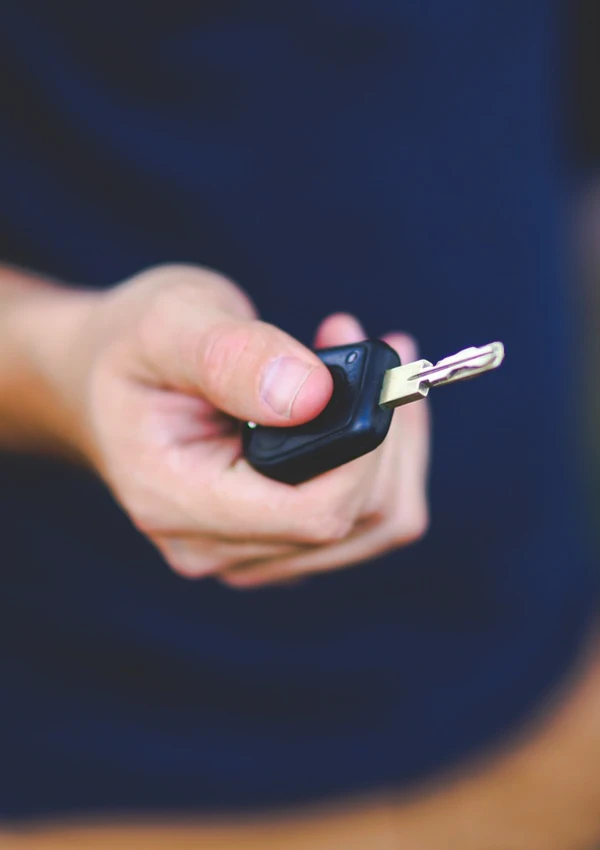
[{"left": 572, "top": 0, "right": 600, "bottom": 543}]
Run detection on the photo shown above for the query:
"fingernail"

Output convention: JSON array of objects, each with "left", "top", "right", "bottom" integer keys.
[{"left": 260, "top": 356, "right": 314, "bottom": 418}]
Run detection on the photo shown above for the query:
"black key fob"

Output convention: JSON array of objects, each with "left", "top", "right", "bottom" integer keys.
[{"left": 242, "top": 339, "right": 400, "bottom": 484}]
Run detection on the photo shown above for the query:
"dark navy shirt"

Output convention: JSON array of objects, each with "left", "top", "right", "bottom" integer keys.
[{"left": 0, "top": 0, "right": 596, "bottom": 819}]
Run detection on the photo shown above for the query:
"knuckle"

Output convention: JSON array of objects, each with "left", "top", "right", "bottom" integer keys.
[
  {"left": 136, "top": 264, "right": 211, "bottom": 306},
  {"left": 194, "top": 269, "right": 256, "bottom": 317},
  {"left": 144, "top": 264, "right": 255, "bottom": 319},
  {"left": 130, "top": 512, "right": 160, "bottom": 538},
  {"left": 299, "top": 512, "right": 354, "bottom": 545},
  {"left": 167, "top": 554, "right": 222, "bottom": 580},
  {"left": 361, "top": 502, "right": 387, "bottom": 527},
  {"left": 128, "top": 503, "right": 176, "bottom": 539},
  {"left": 137, "top": 280, "right": 194, "bottom": 346},
  {"left": 155, "top": 275, "right": 205, "bottom": 315},
  {"left": 142, "top": 263, "right": 224, "bottom": 291},
  {"left": 154, "top": 537, "right": 223, "bottom": 579},
  {"left": 219, "top": 572, "right": 268, "bottom": 591},
  {"left": 393, "top": 502, "right": 429, "bottom": 546},
  {"left": 141, "top": 262, "right": 201, "bottom": 281}
]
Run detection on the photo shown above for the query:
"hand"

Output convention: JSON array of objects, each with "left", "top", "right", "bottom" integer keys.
[{"left": 41, "top": 265, "right": 430, "bottom": 587}]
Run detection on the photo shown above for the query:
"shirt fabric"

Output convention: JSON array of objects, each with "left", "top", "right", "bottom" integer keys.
[{"left": 0, "top": 0, "right": 597, "bottom": 820}]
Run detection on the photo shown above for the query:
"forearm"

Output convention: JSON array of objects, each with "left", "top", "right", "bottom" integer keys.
[{"left": 0, "top": 264, "right": 99, "bottom": 460}]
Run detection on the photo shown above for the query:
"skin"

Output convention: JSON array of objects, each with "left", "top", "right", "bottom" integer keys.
[{"left": 0, "top": 262, "right": 429, "bottom": 587}]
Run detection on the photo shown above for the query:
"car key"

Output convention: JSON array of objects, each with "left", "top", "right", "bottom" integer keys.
[{"left": 243, "top": 340, "right": 505, "bottom": 485}]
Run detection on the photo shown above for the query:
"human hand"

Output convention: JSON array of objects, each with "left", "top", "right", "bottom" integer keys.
[{"left": 33, "top": 264, "right": 430, "bottom": 587}]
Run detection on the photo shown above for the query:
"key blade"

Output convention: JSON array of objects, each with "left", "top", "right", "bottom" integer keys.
[
  {"left": 419, "top": 342, "right": 505, "bottom": 388},
  {"left": 379, "top": 341, "right": 505, "bottom": 409}
]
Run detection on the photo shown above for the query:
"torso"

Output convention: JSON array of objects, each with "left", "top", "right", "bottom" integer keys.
[{"left": 0, "top": 0, "right": 596, "bottom": 820}]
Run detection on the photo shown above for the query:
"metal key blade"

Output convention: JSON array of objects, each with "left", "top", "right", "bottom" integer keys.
[
  {"left": 417, "top": 342, "right": 505, "bottom": 388},
  {"left": 379, "top": 341, "right": 504, "bottom": 409}
]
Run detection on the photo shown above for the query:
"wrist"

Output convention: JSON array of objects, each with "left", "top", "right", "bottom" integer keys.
[{"left": 0, "top": 274, "right": 104, "bottom": 462}]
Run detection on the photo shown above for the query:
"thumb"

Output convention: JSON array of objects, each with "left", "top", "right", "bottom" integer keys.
[
  {"left": 196, "top": 318, "right": 334, "bottom": 425},
  {"left": 136, "top": 285, "right": 333, "bottom": 426}
]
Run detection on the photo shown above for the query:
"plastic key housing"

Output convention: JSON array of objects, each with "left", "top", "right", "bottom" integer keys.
[{"left": 243, "top": 339, "right": 401, "bottom": 484}]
